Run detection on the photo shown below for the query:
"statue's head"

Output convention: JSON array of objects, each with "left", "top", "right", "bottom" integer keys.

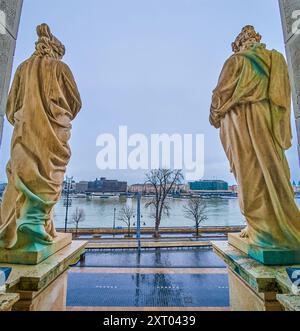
[
  {"left": 232, "top": 25, "right": 262, "bottom": 53},
  {"left": 34, "top": 23, "right": 65, "bottom": 60}
]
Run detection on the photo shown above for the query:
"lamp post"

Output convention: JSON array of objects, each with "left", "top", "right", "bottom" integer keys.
[
  {"left": 113, "top": 207, "right": 116, "bottom": 238},
  {"left": 64, "top": 176, "right": 73, "bottom": 233},
  {"left": 136, "top": 192, "right": 142, "bottom": 252}
]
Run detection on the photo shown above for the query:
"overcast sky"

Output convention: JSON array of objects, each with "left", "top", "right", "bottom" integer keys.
[{"left": 0, "top": 0, "right": 299, "bottom": 185}]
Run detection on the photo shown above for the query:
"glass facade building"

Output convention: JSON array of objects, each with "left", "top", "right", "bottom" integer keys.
[{"left": 189, "top": 180, "right": 229, "bottom": 191}]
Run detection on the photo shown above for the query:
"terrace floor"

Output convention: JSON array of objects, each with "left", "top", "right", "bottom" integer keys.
[{"left": 67, "top": 248, "right": 230, "bottom": 311}]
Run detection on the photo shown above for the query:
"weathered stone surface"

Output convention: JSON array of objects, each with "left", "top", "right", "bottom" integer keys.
[
  {"left": 279, "top": 0, "right": 300, "bottom": 41},
  {"left": 0, "top": 0, "right": 22, "bottom": 146},
  {"left": 0, "top": 0, "right": 23, "bottom": 38},
  {"left": 279, "top": 0, "right": 300, "bottom": 157},
  {"left": 277, "top": 294, "right": 300, "bottom": 311},
  {"left": 0, "top": 293, "right": 19, "bottom": 311},
  {"left": 286, "top": 32, "right": 300, "bottom": 118}
]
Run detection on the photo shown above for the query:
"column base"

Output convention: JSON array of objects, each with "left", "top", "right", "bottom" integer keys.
[
  {"left": 228, "top": 269, "right": 282, "bottom": 311},
  {"left": 229, "top": 233, "right": 300, "bottom": 266},
  {"left": 212, "top": 241, "right": 300, "bottom": 311},
  {"left": 1, "top": 239, "right": 87, "bottom": 311},
  {"left": 13, "top": 271, "right": 68, "bottom": 311}
]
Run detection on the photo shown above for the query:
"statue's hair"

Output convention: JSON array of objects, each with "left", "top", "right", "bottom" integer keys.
[
  {"left": 34, "top": 23, "right": 65, "bottom": 59},
  {"left": 232, "top": 25, "right": 262, "bottom": 53}
]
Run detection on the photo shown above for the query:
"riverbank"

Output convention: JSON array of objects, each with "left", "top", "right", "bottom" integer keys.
[{"left": 58, "top": 225, "right": 245, "bottom": 236}]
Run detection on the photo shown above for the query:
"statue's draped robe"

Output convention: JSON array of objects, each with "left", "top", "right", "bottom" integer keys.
[
  {"left": 210, "top": 43, "right": 300, "bottom": 250},
  {"left": 0, "top": 55, "right": 81, "bottom": 249}
]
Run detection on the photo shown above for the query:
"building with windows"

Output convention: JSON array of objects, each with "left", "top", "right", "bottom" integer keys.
[
  {"left": 128, "top": 184, "right": 158, "bottom": 194},
  {"left": 129, "top": 183, "right": 188, "bottom": 195},
  {"left": 75, "top": 181, "right": 89, "bottom": 194},
  {"left": 189, "top": 180, "right": 229, "bottom": 192},
  {"left": 87, "top": 178, "right": 127, "bottom": 193}
]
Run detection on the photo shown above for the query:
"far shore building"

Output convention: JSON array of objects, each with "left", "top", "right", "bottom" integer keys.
[
  {"left": 189, "top": 180, "right": 229, "bottom": 192},
  {"left": 75, "top": 181, "right": 89, "bottom": 194},
  {"left": 129, "top": 183, "right": 189, "bottom": 194},
  {"left": 129, "top": 184, "right": 158, "bottom": 194},
  {"left": 86, "top": 178, "right": 127, "bottom": 194}
]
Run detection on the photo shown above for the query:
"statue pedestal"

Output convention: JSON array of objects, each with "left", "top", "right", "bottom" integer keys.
[
  {"left": 0, "top": 233, "right": 73, "bottom": 265},
  {"left": 0, "top": 239, "right": 87, "bottom": 311},
  {"left": 229, "top": 233, "right": 300, "bottom": 266},
  {"left": 212, "top": 241, "right": 300, "bottom": 311}
]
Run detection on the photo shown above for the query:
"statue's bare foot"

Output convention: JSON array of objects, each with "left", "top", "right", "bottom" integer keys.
[
  {"left": 19, "top": 224, "right": 53, "bottom": 245},
  {"left": 240, "top": 227, "right": 249, "bottom": 239}
]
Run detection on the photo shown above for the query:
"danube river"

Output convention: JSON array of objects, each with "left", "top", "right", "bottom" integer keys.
[
  {"left": 54, "top": 197, "right": 300, "bottom": 228},
  {"left": 53, "top": 196, "right": 300, "bottom": 229}
]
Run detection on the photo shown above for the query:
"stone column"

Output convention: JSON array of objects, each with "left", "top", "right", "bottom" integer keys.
[
  {"left": 0, "top": 0, "right": 23, "bottom": 147},
  {"left": 279, "top": 0, "right": 300, "bottom": 161}
]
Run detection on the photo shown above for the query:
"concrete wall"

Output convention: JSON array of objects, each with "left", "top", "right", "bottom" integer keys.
[
  {"left": 0, "top": 0, "right": 23, "bottom": 148},
  {"left": 279, "top": 0, "right": 300, "bottom": 161}
]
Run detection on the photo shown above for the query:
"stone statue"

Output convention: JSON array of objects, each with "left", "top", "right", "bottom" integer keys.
[
  {"left": 210, "top": 25, "right": 300, "bottom": 250},
  {"left": 0, "top": 24, "right": 82, "bottom": 249}
]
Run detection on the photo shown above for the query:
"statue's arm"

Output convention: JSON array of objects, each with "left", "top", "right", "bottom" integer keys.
[
  {"left": 6, "top": 66, "right": 22, "bottom": 126},
  {"left": 58, "top": 62, "right": 82, "bottom": 119},
  {"left": 209, "top": 55, "right": 243, "bottom": 128}
]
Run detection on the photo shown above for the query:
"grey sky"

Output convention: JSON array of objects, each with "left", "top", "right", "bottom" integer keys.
[{"left": 0, "top": 0, "right": 299, "bottom": 184}]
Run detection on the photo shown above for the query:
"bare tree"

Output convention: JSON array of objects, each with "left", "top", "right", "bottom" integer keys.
[
  {"left": 70, "top": 208, "right": 85, "bottom": 238},
  {"left": 183, "top": 198, "right": 208, "bottom": 237},
  {"left": 119, "top": 205, "right": 135, "bottom": 238},
  {"left": 145, "top": 169, "right": 184, "bottom": 238}
]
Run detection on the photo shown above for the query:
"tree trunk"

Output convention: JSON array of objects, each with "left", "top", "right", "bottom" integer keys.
[
  {"left": 128, "top": 223, "right": 131, "bottom": 238},
  {"left": 154, "top": 208, "right": 163, "bottom": 239},
  {"left": 76, "top": 223, "right": 79, "bottom": 238},
  {"left": 154, "top": 218, "right": 160, "bottom": 239},
  {"left": 156, "top": 203, "right": 165, "bottom": 238}
]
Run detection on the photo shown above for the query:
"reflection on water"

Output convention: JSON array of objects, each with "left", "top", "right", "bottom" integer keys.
[
  {"left": 67, "top": 271, "right": 229, "bottom": 307},
  {"left": 68, "top": 247, "right": 229, "bottom": 307},
  {"left": 133, "top": 249, "right": 186, "bottom": 307},
  {"left": 54, "top": 197, "right": 246, "bottom": 228},
  {"left": 75, "top": 248, "right": 226, "bottom": 268}
]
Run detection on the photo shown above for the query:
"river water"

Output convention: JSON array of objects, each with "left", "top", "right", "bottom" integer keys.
[{"left": 53, "top": 197, "right": 300, "bottom": 229}]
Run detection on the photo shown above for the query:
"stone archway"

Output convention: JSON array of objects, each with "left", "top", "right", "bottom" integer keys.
[{"left": 0, "top": 0, "right": 299, "bottom": 157}]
